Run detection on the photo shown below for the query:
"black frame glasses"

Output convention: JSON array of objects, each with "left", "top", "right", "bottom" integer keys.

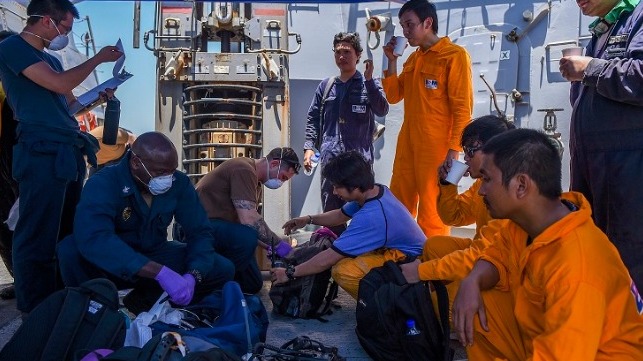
[{"left": 463, "top": 144, "right": 482, "bottom": 158}]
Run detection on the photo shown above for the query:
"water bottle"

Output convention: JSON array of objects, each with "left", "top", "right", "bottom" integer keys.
[
  {"left": 303, "top": 150, "right": 320, "bottom": 176},
  {"left": 406, "top": 319, "right": 421, "bottom": 336},
  {"left": 102, "top": 97, "right": 121, "bottom": 145}
]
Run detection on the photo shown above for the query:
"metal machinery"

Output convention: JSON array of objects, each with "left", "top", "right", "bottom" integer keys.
[
  {"left": 147, "top": 0, "right": 596, "bottom": 239},
  {"left": 148, "top": 2, "right": 300, "bottom": 267}
]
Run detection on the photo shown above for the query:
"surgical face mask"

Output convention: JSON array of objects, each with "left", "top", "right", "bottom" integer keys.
[
  {"left": 28, "top": 15, "right": 69, "bottom": 50},
  {"left": 136, "top": 155, "right": 174, "bottom": 195},
  {"left": 264, "top": 152, "right": 284, "bottom": 190}
]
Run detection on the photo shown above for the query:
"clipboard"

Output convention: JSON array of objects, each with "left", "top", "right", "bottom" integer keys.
[{"left": 69, "top": 38, "right": 133, "bottom": 115}]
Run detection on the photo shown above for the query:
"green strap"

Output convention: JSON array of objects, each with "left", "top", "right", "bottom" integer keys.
[{"left": 589, "top": 0, "right": 640, "bottom": 31}]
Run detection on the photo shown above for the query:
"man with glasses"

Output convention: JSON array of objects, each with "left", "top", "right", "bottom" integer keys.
[
  {"left": 0, "top": 0, "right": 122, "bottom": 314},
  {"left": 382, "top": 0, "right": 473, "bottom": 239},
  {"left": 399, "top": 115, "right": 519, "bottom": 360},
  {"left": 195, "top": 147, "right": 300, "bottom": 294},
  {"left": 58, "top": 132, "right": 230, "bottom": 315},
  {"left": 304, "top": 32, "right": 389, "bottom": 236}
]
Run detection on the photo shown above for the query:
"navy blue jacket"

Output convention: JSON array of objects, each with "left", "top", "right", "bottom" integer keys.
[
  {"left": 570, "top": 1, "right": 643, "bottom": 153},
  {"left": 305, "top": 71, "right": 389, "bottom": 164},
  {"left": 73, "top": 153, "right": 215, "bottom": 280}
]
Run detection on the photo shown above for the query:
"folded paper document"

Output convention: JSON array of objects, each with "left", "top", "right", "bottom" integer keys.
[{"left": 69, "top": 39, "right": 133, "bottom": 115}]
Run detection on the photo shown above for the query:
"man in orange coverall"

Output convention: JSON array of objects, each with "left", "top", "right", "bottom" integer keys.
[
  {"left": 453, "top": 129, "right": 643, "bottom": 360},
  {"left": 400, "top": 116, "right": 514, "bottom": 292},
  {"left": 401, "top": 115, "right": 520, "bottom": 361},
  {"left": 382, "top": 0, "right": 473, "bottom": 237}
]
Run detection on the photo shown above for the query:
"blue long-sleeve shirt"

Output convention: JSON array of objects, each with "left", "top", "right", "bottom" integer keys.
[
  {"left": 305, "top": 71, "right": 389, "bottom": 164},
  {"left": 73, "top": 153, "right": 215, "bottom": 280}
]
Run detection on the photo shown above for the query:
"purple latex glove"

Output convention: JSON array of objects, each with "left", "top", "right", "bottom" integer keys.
[
  {"left": 181, "top": 273, "right": 196, "bottom": 303},
  {"left": 314, "top": 227, "right": 338, "bottom": 240},
  {"left": 80, "top": 349, "right": 113, "bottom": 361},
  {"left": 154, "top": 266, "right": 194, "bottom": 306},
  {"left": 267, "top": 240, "right": 293, "bottom": 258}
]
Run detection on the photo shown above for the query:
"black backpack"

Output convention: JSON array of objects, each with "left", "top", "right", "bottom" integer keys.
[
  {"left": 269, "top": 228, "right": 338, "bottom": 321},
  {"left": 0, "top": 278, "right": 126, "bottom": 361},
  {"left": 355, "top": 261, "right": 453, "bottom": 361}
]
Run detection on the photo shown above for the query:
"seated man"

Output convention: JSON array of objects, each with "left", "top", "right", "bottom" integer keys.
[
  {"left": 195, "top": 147, "right": 300, "bottom": 294},
  {"left": 272, "top": 151, "right": 425, "bottom": 299},
  {"left": 58, "top": 132, "right": 233, "bottom": 314},
  {"left": 453, "top": 129, "right": 643, "bottom": 360},
  {"left": 400, "top": 115, "right": 513, "bottom": 309}
]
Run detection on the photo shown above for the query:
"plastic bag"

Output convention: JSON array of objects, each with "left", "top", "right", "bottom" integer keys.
[
  {"left": 4, "top": 197, "right": 19, "bottom": 231},
  {"left": 124, "top": 292, "right": 183, "bottom": 347}
]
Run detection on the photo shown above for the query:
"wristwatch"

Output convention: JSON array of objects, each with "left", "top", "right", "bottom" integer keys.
[
  {"left": 187, "top": 269, "right": 203, "bottom": 284},
  {"left": 285, "top": 264, "right": 296, "bottom": 280}
]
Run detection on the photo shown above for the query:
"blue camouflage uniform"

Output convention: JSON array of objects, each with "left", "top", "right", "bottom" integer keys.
[
  {"left": 305, "top": 71, "right": 389, "bottom": 234},
  {"left": 58, "top": 152, "right": 234, "bottom": 295},
  {"left": 569, "top": 0, "right": 643, "bottom": 289},
  {"left": 0, "top": 35, "right": 98, "bottom": 312}
]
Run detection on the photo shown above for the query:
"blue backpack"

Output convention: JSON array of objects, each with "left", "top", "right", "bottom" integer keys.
[{"left": 150, "top": 281, "right": 269, "bottom": 357}]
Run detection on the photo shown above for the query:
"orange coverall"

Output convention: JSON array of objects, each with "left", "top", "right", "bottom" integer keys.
[
  {"left": 420, "top": 179, "right": 493, "bottom": 284},
  {"left": 478, "top": 192, "right": 643, "bottom": 360},
  {"left": 419, "top": 180, "right": 522, "bottom": 360},
  {"left": 382, "top": 37, "right": 473, "bottom": 237}
]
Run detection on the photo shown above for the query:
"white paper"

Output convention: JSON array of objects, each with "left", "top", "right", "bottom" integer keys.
[
  {"left": 112, "top": 38, "right": 126, "bottom": 78},
  {"left": 69, "top": 38, "right": 133, "bottom": 115}
]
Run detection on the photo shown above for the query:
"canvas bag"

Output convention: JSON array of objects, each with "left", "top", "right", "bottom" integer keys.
[
  {"left": 269, "top": 228, "right": 338, "bottom": 320},
  {"left": 0, "top": 278, "right": 126, "bottom": 361}
]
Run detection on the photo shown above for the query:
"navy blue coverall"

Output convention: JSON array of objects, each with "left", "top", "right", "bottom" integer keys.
[
  {"left": 58, "top": 153, "right": 234, "bottom": 299},
  {"left": 570, "top": 0, "right": 643, "bottom": 289}
]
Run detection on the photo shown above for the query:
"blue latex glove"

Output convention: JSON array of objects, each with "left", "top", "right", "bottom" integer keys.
[
  {"left": 268, "top": 240, "right": 293, "bottom": 258},
  {"left": 154, "top": 266, "right": 195, "bottom": 306}
]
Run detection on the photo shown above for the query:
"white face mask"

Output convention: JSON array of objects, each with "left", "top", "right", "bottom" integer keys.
[
  {"left": 26, "top": 15, "right": 69, "bottom": 51},
  {"left": 135, "top": 155, "right": 174, "bottom": 195},
  {"left": 264, "top": 150, "right": 284, "bottom": 190}
]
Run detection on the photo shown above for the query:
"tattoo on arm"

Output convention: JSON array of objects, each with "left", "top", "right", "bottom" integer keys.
[
  {"left": 233, "top": 200, "right": 279, "bottom": 245},
  {"left": 233, "top": 199, "right": 257, "bottom": 210},
  {"left": 251, "top": 218, "right": 281, "bottom": 246}
]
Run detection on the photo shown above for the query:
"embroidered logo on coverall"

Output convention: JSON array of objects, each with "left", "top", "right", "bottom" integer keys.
[
  {"left": 425, "top": 79, "right": 438, "bottom": 89},
  {"left": 352, "top": 105, "right": 366, "bottom": 113},
  {"left": 122, "top": 207, "right": 132, "bottom": 222}
]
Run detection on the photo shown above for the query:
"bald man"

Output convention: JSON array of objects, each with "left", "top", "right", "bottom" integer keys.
[{"left": 58, "top": 132, "right": 232, "bottom": 314}]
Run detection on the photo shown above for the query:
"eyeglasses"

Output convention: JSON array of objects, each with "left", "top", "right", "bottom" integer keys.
[
  {"left": 55, "top": 20, "right": 72, "bottom": 35},
  {"left": 463, "top": 144, "right": 482, "bottom": 158},
  {"left": 31, "top": 15, "right": 72, "bottom": 35}
]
